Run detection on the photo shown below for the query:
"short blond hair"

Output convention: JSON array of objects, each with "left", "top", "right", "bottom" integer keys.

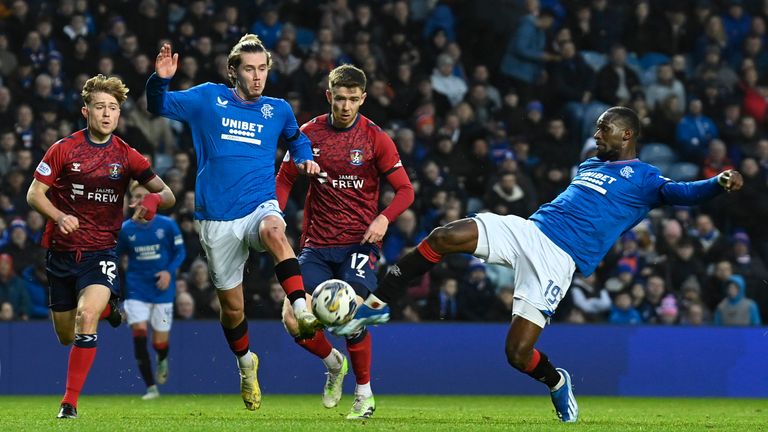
[
  {"left": 227, "top": 34, "right": 272, "bottom": 85},
  {"left": 81, "top": 74, "right": 129, "bottom": 106}
]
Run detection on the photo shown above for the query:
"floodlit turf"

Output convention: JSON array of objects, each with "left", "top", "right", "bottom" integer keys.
[{"left": 0, "top": 394, "right": 764, "bottom": 431}]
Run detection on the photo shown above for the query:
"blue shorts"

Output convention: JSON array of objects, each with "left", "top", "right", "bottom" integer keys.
[
  {"left": 47, "top": 249, "right": 121, "bottom": 312},
  {"left": 298, "top": 244, "right": 380, "bottom": 297}
]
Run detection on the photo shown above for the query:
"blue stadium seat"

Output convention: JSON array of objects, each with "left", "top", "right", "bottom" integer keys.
[
  {"left": 639, "top": 52, "right": 671, "bottom": 70},
  {"left": 639, "top": 143, "right": 677, "bottom": 166},
  {"left": 666, "top": 162, "right": 700, "bottom": 181},
  {"left": 580, "top": 50, "right": 607, "bottom": 72}
]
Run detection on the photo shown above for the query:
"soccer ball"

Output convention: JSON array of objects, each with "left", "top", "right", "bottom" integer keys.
[{"left": 311, "top": 279, "right": 358, "bottom": 326}]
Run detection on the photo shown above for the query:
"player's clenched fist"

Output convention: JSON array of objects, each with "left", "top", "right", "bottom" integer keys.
[
  {"left": 717, "top": 170, "right": 743, "bottom": 192},
  {"left": 56, "top": 214, "right": 79, "bottom": 235}
]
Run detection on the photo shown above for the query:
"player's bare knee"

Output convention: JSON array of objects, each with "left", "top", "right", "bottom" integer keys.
[
  {"left": 75, "top": 308, "right": 99, "bottom": 329},
  {"left": 221, "top": 306, "right": 243, "bottom": 325},
  {"left": 428, "top": 226, "right": 455, "bottom": 252},
  {"left": 505, "top": 341, "right": 531, "bottom": 370}
]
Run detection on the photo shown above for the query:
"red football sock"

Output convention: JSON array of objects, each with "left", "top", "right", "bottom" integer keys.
[
  {"left": 295, "top": 329, "right": 333, "bottom": 358},
  {"left": 99, "top": 303, "right": 112, "bottom": 320},
  {"left": 346, "top": 331, "right": 372, "bottom": 384},
  {"left": 61, "top": 338, "right": 98, "bottom": 408}
]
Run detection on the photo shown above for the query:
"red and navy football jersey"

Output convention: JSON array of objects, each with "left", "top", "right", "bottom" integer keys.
[
  {"left": 33, "top": 129, "right": 155, "bottom": 251},
  {"left": 283, "top": 114, "right": 403, "bottom": 247}
]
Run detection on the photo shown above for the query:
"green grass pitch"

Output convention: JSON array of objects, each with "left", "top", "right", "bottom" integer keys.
[{"left": 1, "top": 394, "right": 764, "bottom": 431}]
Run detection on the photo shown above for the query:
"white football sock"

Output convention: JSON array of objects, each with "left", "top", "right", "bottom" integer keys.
[
  {"left": 292, "top": 298, "right": 308, "bottom": 315},
  {"left": 355, "top": 382, "right": 372, "bottom": 398},
  {"left": 237, "top": 351, "right": 254, "bottom": 369},
  {"left": 322, "top": 348, "right": 343, "bottom": 371}
]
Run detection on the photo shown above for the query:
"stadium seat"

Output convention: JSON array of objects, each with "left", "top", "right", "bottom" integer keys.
[
  {"left": 666, "top": 162, "right": 700, "bottom": 181},
  {"left": 580, "top": 50, "right": 607, "bottom": 72},
  {"left": 639, "top": 143, "right": 677, "bottom": 166},
  {"left": 639, "top": 52, "right": 671, "bottom": 70}
]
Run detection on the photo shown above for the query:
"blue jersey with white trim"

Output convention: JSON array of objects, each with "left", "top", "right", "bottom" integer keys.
[
  {"left": 530, "top": 157, "right": 722, "bottom": 276},
  {"left": 146, "top": 74, "right": 313, "bottom": 221},
  {"left": 116, "top": 215, "right": 186, "bottom": 303}
]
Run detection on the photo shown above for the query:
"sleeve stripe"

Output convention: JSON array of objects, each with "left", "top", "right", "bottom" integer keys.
[
  {"left": 285, "top": 130, "right": 301, "bottom": 142},
  {"left": 383, "top": 161, "right": 404, "bottom": 176},
  {"left": 136, "top": 168, "right": 157, "bottom": 184}
]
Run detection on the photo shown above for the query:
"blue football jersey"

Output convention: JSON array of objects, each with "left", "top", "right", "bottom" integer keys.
[
  {"left": 530, "top": 158, "right": 722, "bottom": 276},
  {"left": 146, "top": 74, "right": 314, "bottom": 221},
  {"left": 116, "top": 215, "right": 186, "bottom": 303}
]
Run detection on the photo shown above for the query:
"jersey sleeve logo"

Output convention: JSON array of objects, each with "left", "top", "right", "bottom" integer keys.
[
  {"left": 36, "top": 161, "right": 52, "bottom": 176},
  {"left": 108, "top": 163, "right": 124, "bottom": 179},
  {"left": 350, "top": 149, "right": 364, "bottom": 166},
  {"left": 261, "top": 104, "right": 274, "bottom": 119},
  {"left": 620, "top": 166, "right": 634, "bottom": 179}
]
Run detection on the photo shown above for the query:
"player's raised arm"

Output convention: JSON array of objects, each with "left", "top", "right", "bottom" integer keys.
[
  {"left": 146, "top": 43, "right": 205, "bottom": 120},
  {"left": 154, "top": 43, "right": 179, "bottom": 79},
  {"left": 659, "top": 169, "right": 743, "bottom": 206}
]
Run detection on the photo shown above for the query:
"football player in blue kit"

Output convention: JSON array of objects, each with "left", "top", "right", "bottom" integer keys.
[
  {"left": 116, "top": 183, "right": 186, "bottom": 400},
  {"left": 146, "top": 34, "right": 321, "bottom": 410},
  {"left": 335, "top": 106, "right": 744, "bottom": 422}
]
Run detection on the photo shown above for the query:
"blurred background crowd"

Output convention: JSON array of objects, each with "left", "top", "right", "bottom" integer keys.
[{"left": 1, "top": 0, "right": 767, "bottom": 327}]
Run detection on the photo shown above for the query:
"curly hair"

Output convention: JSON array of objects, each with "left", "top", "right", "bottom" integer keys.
[{"left": 81, "top": 74, "right": 129, "bottom": 106}]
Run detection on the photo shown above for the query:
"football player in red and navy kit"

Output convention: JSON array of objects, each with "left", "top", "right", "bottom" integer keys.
[
  {"left": 276, "top": 64, "right": 414, "bottom": 419},
  {"left": 26, "top": 75, "right": 175, "bottom": 419}
]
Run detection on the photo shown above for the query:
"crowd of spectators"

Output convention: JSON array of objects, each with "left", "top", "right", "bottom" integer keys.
[{"left": 1, "top": 0, "right": 767, "bottom": 327}]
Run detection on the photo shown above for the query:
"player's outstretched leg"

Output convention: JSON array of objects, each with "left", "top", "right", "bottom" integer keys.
[
  {"left": 505, "top": 314, "right": 578, "bottom": 422},
  {"left": 336, "top": 219, "right": 479, "bottom": 336},
  {"left": 333, "top": 239, "right": 442, "bottom": 336},
  {"left": 345, "top": 328, "right": 375, "bottom": 419}
]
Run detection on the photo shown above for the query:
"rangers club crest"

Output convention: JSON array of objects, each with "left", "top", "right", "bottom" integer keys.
[
  {"left": 619, "top": 166, "right": 634, "bottom": 179},
  {"left": 261, "top": 104, "right": 274, "bottom": 119},
  {"left": 349, "top": 149, "right": 364, "bottom": 166},
  {"left": 108, "top": 163, "right": 124, "bottom": 180}
]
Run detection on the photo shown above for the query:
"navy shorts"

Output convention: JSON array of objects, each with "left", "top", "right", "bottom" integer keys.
[
  {"left": 298, "top": 244, "right": 380, "bottom": 297},
  {"left": 47, "top": 249, "right": 121, "bottom": 312}
]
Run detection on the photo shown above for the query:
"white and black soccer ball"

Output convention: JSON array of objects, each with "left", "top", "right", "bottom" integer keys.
[{"left": 311, "top": 279, "right": 358, "bottom": 326}]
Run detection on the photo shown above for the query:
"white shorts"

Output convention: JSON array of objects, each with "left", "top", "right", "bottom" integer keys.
[
  {"left": 473, "top": 213, "right": 576, "bottom": 328},
  {"left": 124, "top": 299, "right": 174, "bottom": 332},
  {"left": 198, "top": 200, "right": 284, "bottom": 290}
]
